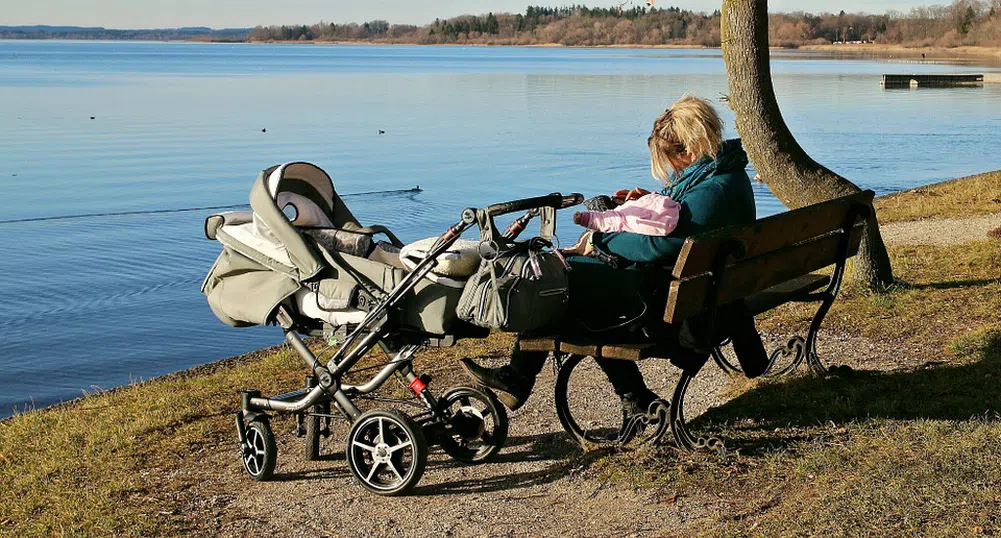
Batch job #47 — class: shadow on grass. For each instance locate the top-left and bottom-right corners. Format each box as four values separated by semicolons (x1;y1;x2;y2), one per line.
905;278;1000;291
695;330;1001;455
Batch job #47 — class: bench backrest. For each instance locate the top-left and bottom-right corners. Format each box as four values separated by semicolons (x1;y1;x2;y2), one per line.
663;190;875;323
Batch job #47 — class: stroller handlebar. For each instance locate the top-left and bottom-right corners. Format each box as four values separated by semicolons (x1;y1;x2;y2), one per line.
483;192;583;217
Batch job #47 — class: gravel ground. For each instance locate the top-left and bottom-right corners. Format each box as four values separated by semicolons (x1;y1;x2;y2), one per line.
172;329;933;538
881;212;1001;246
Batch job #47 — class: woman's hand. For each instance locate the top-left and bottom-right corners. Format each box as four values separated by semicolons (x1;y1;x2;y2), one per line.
613;187;651;203
561;231;595;257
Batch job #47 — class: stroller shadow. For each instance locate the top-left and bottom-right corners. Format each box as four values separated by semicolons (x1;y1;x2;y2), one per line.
414;432;610;496
426;431;581;472
696;330;1001;454
272;464;349;483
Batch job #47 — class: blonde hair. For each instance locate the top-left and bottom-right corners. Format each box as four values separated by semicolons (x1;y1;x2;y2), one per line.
648;94;724;183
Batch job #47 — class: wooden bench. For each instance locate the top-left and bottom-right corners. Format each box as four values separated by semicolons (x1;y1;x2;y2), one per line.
521;190;875;450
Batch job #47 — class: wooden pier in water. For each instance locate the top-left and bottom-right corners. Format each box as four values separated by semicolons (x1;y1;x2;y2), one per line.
881;73;984;87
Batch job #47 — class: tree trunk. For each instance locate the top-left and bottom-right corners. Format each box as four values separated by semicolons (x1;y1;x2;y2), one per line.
720;0;894;289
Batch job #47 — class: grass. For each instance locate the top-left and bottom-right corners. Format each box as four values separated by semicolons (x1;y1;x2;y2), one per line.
2;171;1000;536
757;238;1001;350
0;346;303;537
875;170;1001;223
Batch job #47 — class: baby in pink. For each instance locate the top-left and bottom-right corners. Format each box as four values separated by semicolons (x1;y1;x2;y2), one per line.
573;193;681;236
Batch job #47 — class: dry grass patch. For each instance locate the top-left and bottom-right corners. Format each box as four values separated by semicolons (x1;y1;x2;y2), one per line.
876;170;1001;224
0;346;303;537
594;327;1001;537
757;239;1001;352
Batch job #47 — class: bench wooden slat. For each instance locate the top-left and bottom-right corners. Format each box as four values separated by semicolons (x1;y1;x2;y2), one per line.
601;343;656;361
665;225;863;322
744;273;831;315
560;341;602;357
518;337;559;353
671;191;874;279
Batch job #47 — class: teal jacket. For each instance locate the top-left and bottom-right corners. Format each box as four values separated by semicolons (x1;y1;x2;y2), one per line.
560;139;756;337
591;138;756;265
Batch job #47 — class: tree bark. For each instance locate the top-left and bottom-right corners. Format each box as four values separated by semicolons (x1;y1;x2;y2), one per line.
720;0;894;289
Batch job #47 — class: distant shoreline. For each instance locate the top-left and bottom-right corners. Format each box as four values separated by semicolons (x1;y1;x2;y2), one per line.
232;39;706;49
233;39;1001;65
237;38;1001;56
799;43;1001;64
8;37;1001;67
8;36;1001;62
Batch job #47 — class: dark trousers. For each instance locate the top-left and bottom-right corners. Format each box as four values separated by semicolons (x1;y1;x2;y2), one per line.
510;342;650;398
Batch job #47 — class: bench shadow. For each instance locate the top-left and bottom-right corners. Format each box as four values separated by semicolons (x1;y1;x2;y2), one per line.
695;330;1001;455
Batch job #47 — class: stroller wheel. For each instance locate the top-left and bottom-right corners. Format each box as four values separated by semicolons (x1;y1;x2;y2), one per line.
241;419;277;481
438;386;509;464
346;409;428;496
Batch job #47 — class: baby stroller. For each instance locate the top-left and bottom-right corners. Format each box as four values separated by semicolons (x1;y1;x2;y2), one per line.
202;162;581;495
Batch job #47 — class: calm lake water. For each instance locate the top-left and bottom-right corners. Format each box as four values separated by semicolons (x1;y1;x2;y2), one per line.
1;41;999;416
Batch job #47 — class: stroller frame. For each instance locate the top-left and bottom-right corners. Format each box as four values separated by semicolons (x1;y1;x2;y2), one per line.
234;192;582;495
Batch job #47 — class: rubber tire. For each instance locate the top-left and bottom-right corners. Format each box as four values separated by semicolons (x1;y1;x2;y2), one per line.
304;404;322;462
242;419;277;481
438;386;509;464
345;409;428;496
554;354;620;447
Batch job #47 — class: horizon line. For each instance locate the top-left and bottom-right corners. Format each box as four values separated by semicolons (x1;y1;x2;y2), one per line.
1;6;919;32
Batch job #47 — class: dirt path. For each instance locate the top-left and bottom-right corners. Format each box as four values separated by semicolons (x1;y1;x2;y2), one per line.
172;330;928;538
881;212;1001;246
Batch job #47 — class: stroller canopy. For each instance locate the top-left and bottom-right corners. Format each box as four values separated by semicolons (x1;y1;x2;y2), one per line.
249;162;360;280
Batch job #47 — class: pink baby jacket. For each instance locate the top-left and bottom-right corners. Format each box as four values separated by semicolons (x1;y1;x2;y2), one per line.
575;194;681;236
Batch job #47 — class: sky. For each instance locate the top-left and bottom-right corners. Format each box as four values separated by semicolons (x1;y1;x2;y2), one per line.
2;0;939;29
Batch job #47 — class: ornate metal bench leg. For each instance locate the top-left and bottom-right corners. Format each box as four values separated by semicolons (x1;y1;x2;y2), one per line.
804;326;828;376
670;371;697;449
803;286;840;376
710;338;742;376
669;370;724;453
554;354;631;448
763;335;806;377
643;399;672;445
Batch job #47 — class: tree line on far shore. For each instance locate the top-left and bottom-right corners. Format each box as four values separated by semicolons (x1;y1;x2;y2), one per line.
248;1;1001;48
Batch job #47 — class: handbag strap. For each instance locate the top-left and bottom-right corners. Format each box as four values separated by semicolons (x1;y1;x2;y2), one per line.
475;206;557;245
475;208;502;246
538;206;556;242
472;209;508;324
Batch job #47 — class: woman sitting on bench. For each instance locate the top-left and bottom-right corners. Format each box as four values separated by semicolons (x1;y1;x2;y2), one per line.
462;94;768;414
